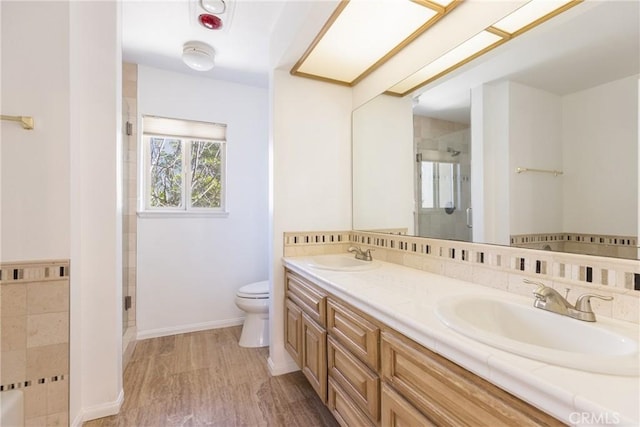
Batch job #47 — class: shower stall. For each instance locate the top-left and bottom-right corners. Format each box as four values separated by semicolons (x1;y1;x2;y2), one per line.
414;117;471;242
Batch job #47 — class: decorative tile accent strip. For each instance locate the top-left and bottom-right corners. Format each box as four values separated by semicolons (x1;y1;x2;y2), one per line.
0;259;70;284
0;375;65;393
283;231;350;246
511;232;638;259
511;232;637;247
285;230;639;291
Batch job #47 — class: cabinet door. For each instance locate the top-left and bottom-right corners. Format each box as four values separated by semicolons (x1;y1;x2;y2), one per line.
302;312;327;402
381;383;436;427
284;298;303;368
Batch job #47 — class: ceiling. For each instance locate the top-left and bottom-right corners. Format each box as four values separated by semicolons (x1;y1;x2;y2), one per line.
122;0;296;88
413;1;640;123
123;0;639;112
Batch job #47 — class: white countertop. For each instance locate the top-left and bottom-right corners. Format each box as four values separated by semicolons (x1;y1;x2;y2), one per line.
283;255;640;427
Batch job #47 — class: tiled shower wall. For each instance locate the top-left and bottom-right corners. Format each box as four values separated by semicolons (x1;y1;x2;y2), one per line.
0;260;70;425
122;62;138;365
283;230;640;324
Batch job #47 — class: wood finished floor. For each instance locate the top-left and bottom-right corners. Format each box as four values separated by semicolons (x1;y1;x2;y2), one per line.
83;326;338;427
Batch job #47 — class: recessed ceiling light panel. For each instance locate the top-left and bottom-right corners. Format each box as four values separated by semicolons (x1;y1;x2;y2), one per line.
292;0;460;85
493;0;574;34
388;30;504;94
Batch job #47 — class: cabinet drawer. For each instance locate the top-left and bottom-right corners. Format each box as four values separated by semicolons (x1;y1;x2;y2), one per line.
328;378;376;427
328;336;380;422
381;383;436;427
327;298;379;370
381;331;564;427
286;271;326;326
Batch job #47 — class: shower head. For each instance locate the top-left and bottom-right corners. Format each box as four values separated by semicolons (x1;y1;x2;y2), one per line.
447;147;461;157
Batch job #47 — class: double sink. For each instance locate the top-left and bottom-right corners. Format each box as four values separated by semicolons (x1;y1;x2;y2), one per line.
303;253;639;376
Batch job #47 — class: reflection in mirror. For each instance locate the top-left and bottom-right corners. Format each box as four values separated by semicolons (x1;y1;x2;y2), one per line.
352;1;639;259
414;109;471;242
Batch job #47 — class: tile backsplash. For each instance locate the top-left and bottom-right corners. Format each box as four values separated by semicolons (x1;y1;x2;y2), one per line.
284;231;640;324
0;259;70;426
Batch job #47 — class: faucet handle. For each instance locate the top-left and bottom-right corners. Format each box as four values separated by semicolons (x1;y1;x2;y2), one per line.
523;279;548;298
574;293;614;313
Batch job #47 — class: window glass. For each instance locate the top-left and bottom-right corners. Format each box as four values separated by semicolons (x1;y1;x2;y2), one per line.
190;140;223;208
149;137;183;208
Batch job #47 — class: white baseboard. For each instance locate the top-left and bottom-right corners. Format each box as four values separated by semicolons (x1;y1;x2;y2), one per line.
71;389;124;426
136;318;244;340
268;356;300;376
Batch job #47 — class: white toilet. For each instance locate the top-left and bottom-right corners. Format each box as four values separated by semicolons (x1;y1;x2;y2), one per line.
235;280;270;348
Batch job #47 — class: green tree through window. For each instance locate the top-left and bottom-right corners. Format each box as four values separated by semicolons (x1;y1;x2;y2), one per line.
143;116;226;213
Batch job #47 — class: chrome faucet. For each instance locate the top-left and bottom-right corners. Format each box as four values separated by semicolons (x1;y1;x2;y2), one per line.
523;279;613;322
348;246;373;261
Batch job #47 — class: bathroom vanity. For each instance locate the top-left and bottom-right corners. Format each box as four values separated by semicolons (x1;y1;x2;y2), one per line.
283;255;640;426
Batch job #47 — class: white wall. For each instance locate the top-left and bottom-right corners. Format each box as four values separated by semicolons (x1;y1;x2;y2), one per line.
509;82;563;235
269;69;353;374
136;66;269;338
562;75;638;235
69;2;123;422
1;1;70;262
352;94;414;232
2;1;123;424
472;82;511;245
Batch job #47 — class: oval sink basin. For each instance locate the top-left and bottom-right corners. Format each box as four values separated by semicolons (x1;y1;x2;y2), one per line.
305;254;379;271
436;295;639;376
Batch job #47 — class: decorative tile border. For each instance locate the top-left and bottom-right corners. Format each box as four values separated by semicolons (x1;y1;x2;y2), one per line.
284;231;351;246
0;374;65;393
0;260;70;284
511;232;637;248
283;230;640;292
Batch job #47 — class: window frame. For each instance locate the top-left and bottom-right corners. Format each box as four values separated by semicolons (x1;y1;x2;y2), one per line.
139;116;228;218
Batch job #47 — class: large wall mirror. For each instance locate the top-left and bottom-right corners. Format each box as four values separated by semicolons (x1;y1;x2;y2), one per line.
353;1;639;259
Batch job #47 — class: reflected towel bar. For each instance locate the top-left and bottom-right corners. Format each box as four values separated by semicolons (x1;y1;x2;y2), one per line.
1;115;34;130
516;167;563;177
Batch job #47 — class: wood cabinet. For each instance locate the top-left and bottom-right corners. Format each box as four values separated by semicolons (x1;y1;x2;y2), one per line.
381;330;564;427
284;298;303;367
328;336;380;422
284;267;563;427
381;383;436;427
284;271;328;402
328;378;377;427
327;299;380;371
302;312;327;401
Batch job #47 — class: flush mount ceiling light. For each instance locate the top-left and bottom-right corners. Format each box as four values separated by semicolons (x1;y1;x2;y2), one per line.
200;0;226;14
291;0;460;86
182;41;215;71
387;0;581;96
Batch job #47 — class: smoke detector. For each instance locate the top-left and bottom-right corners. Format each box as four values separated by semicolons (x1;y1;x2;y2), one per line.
182;41;215;71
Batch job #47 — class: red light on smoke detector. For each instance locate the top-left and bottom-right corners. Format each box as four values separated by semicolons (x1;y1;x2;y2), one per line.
199;14;223;30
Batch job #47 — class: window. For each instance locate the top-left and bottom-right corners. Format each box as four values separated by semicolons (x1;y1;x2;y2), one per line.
142;116;227;215
419;160;460;210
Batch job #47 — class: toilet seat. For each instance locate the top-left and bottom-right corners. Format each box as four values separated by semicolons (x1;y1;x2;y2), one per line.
237;280;269;299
